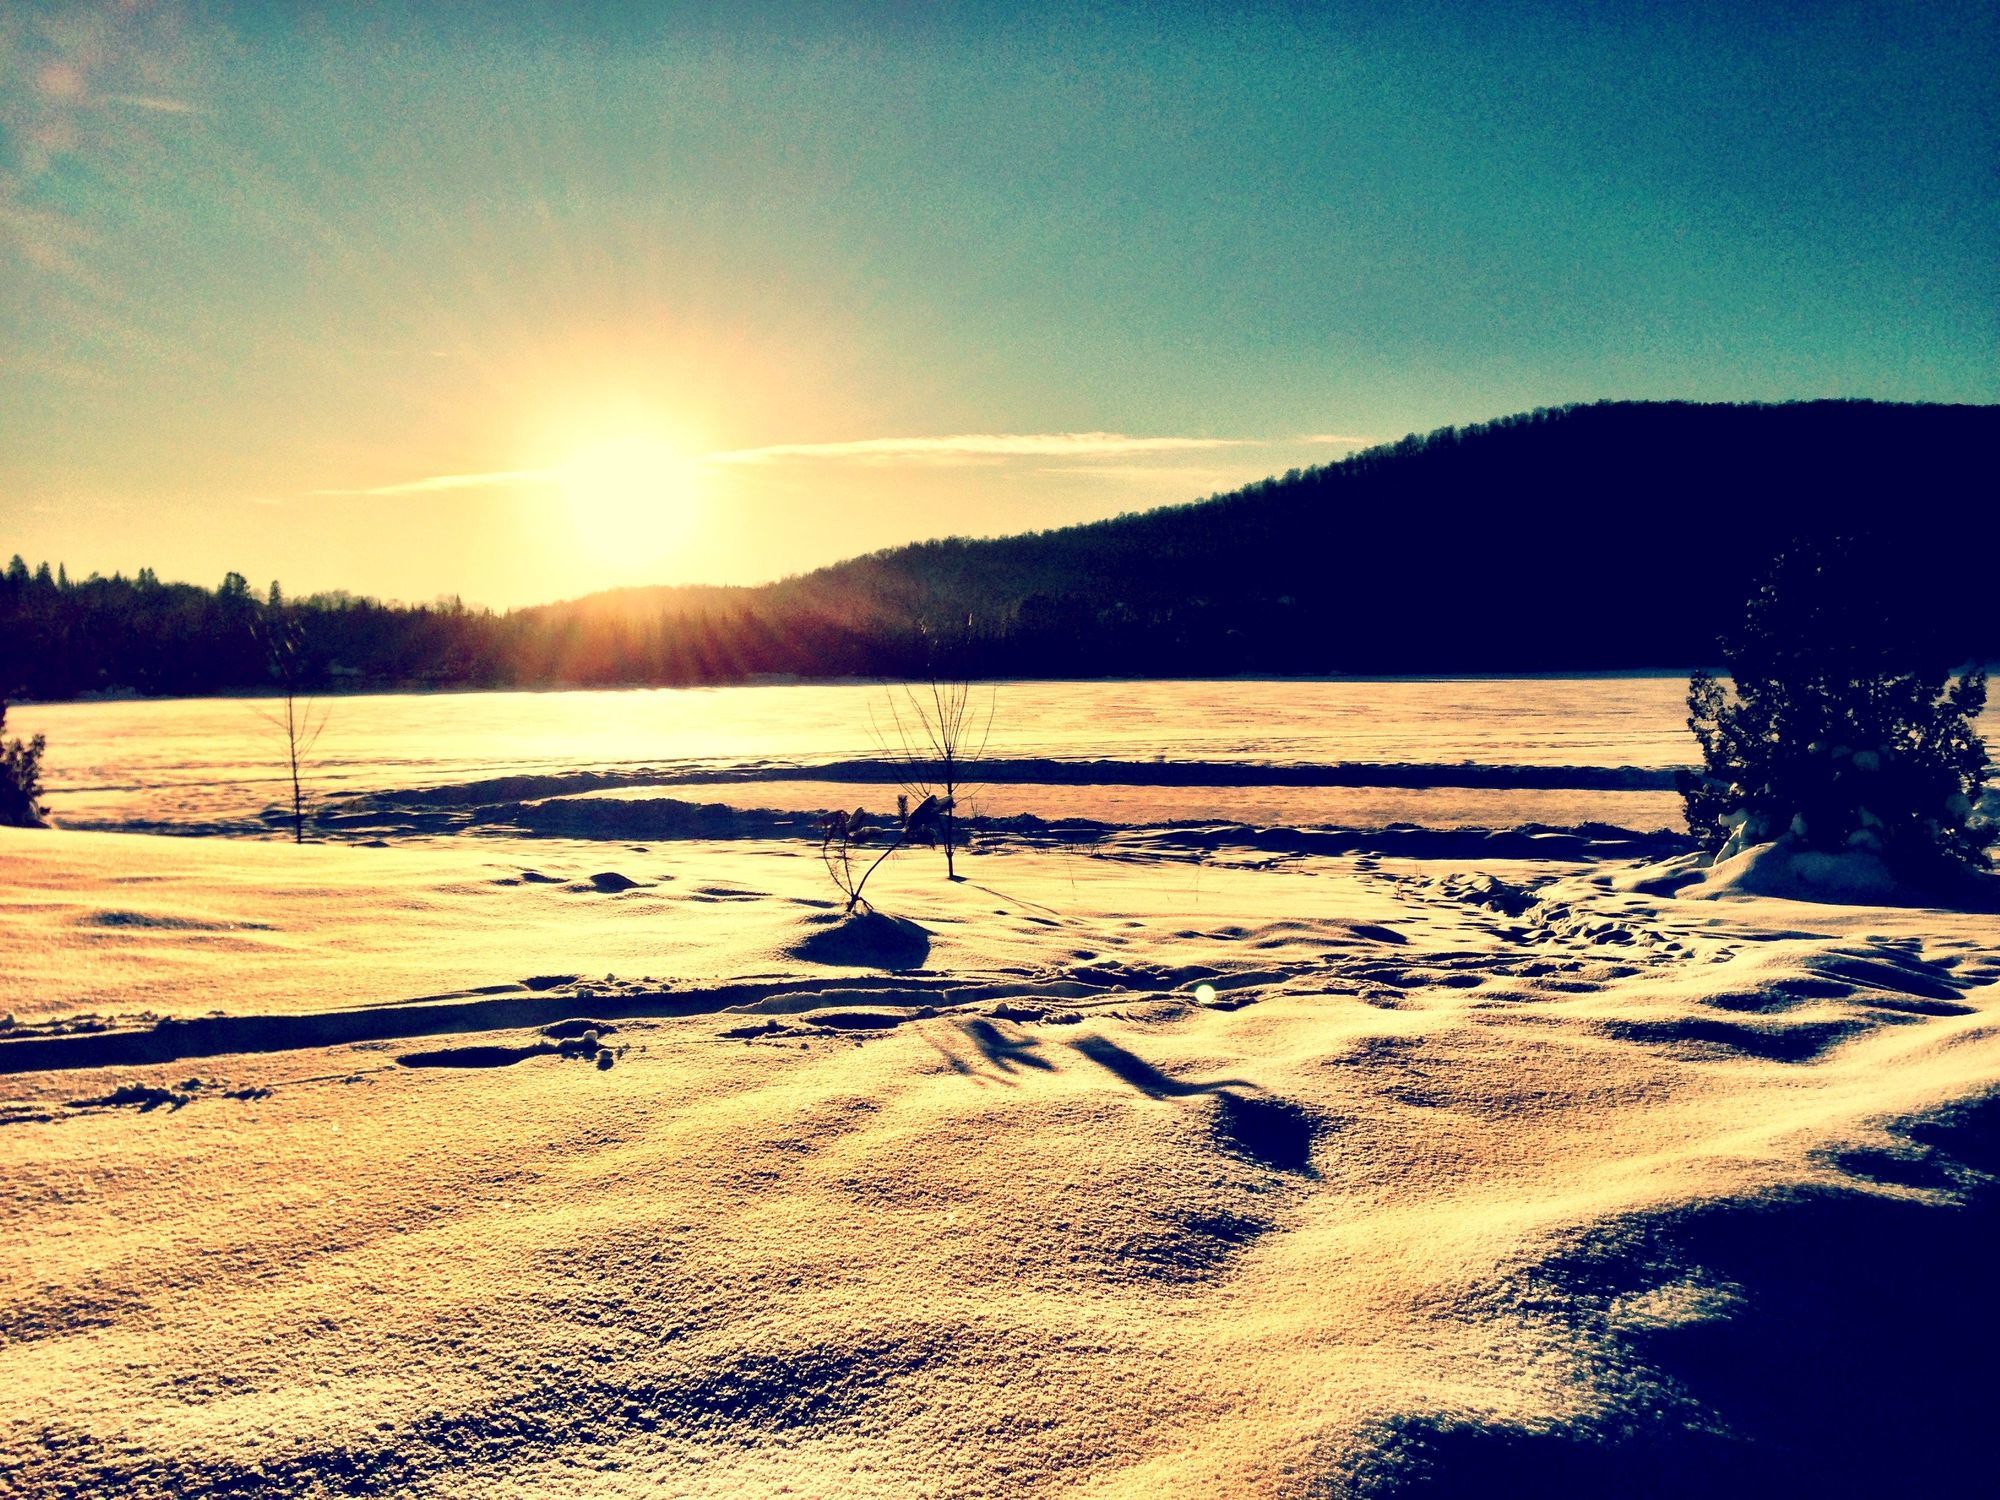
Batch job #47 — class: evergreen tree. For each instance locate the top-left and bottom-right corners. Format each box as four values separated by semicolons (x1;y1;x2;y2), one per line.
1680;537;1994;877
0;701;47;828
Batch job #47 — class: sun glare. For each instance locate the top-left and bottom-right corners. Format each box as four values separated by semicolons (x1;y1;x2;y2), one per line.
556;434;703;567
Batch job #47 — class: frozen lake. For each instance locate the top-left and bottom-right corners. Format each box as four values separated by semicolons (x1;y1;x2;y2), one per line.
9;674;1937;837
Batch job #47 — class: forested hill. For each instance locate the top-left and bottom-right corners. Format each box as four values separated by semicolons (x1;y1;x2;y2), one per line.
5;399;1995;699
692;397;1998;675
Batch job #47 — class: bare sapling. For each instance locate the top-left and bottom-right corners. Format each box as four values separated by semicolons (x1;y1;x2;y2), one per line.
874;677;994;881
820;796;944;914
256;612;330;844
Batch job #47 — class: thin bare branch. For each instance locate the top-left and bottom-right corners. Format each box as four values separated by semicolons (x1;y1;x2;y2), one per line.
871;670;996;881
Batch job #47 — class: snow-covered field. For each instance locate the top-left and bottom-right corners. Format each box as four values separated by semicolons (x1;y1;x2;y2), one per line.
4;680;1999;1496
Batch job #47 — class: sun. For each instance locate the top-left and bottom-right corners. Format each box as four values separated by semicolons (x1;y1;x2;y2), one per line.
555;434;703;567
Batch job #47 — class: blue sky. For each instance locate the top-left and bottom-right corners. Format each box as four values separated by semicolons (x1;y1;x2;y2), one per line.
3;1;1994;606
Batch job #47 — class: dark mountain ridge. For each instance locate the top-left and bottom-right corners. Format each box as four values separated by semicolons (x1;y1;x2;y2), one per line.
4;399;1993;698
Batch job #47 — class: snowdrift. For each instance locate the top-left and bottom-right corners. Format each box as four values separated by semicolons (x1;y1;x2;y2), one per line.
5;827;2000;1495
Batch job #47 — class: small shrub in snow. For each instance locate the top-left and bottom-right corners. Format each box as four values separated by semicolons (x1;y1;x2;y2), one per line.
819;796;945;914
0;701;46;828
1680;538;1994;876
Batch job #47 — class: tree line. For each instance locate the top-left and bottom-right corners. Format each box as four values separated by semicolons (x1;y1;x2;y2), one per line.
0;563;883;700
5;398;1994;701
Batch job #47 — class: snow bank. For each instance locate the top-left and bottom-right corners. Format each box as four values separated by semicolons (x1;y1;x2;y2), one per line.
786;911;933;970
5;827;2000;1495
1682;836;2000;910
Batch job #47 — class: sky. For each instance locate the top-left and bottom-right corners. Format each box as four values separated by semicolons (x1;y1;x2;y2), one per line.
2;1;1995;610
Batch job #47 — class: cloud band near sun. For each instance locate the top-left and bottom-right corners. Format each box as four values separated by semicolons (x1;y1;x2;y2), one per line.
308;431;1373;498
703;432;1249;464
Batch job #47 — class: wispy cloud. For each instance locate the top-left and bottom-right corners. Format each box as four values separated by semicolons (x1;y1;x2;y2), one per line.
705;432;1251;465
3;5;209;299
311;468;555;498
307;432;1268;499
305;430;1384;502
102;94;201;115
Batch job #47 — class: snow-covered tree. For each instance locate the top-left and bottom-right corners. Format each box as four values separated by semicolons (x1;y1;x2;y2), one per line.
0;701;47;828
1680;538;1993;875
